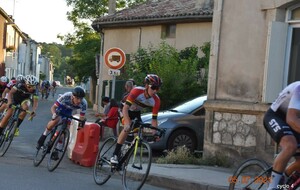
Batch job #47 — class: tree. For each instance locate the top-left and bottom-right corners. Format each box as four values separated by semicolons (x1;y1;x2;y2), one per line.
120;42;210;110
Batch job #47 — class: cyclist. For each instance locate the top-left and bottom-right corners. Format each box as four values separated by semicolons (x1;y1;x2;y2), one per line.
40;80;50;99
264;81;300;189
0;75;25;111
0;75;38;136
0;76;9;96
51;81;57;97
110;74;162;164
36;86;87;159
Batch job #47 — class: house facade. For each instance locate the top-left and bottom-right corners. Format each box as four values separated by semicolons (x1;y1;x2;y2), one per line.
92;0;213;111
204;0;300;164
0;7;43;81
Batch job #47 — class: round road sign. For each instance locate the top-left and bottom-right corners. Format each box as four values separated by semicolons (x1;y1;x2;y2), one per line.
104;47;126;69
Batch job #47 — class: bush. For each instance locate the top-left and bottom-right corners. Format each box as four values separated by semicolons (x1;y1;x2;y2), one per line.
155;146;230;167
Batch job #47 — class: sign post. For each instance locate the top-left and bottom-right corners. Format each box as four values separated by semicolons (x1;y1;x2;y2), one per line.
104;47;126;98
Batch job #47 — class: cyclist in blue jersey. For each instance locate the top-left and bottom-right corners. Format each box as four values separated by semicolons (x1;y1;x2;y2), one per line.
36;86;87;151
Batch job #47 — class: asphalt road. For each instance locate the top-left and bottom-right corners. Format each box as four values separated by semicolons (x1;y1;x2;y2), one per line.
0;86;167;190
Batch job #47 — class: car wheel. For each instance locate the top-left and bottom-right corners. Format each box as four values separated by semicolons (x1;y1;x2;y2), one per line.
167;129;196;152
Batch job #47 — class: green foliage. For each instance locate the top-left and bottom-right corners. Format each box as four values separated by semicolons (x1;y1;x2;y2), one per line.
67;32;100;83
65;0;147;20
120;42;210;109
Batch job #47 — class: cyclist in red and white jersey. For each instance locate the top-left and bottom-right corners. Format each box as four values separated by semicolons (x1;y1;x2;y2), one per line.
0;76;9;96
110;74;162;164
264;81;300;189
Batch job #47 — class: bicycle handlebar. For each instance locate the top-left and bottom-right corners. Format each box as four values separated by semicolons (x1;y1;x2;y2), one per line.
56;111;86;127
10;104;34;121
130;119;166;138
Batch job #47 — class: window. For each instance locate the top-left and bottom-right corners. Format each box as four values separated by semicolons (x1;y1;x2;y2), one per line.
161;24;176;39
286;4;300;84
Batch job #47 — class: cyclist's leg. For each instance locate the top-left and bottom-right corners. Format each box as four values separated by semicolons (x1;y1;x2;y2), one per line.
37;117;60;149
0;103;7;113
0;107;14;134
264;108;297;189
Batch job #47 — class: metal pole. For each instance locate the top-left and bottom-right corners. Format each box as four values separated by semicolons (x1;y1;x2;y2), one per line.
112;75;116;99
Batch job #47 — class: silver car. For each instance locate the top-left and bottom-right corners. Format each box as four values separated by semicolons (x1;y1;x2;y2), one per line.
141;95;207;153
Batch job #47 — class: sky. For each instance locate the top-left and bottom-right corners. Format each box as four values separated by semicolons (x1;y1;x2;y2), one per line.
0;0;74;44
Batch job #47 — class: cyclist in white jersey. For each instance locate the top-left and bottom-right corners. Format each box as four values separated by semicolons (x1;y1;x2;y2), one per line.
264;81;300;189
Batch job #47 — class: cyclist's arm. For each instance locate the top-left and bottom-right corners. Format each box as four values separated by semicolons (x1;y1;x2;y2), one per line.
32;95;39;113
7;87;17;106
1;87;9;99
287;85;300;133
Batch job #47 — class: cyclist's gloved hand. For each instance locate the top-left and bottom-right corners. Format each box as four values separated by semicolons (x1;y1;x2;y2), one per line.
78;119;86;128
31;111;36;117
51;113;57;120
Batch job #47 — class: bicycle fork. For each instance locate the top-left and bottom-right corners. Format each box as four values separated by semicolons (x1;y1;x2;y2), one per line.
131;137;143;170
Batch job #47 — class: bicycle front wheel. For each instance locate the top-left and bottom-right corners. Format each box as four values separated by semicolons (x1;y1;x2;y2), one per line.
228;158;271;190
0;121;17;157
93;136;117;185
47;129;70;172
122;140;152;190
33;132;53;167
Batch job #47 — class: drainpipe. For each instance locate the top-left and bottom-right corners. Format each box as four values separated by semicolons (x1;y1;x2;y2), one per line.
97;30;105;112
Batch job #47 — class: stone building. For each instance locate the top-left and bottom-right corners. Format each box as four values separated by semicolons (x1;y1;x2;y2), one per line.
204;0;300;164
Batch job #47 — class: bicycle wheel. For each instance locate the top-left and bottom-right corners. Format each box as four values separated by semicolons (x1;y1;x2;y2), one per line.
228;158;271;190
93;136;117;185
33;131;54;167
0;120;17;157
122;140;152;190
47;129;70;172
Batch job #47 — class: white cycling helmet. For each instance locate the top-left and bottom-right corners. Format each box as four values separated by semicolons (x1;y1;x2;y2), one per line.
16;74;25;82
25;75;38;85
0;76;8;83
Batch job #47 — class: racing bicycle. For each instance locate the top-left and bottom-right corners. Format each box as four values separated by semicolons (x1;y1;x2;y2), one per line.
93;119;165;190
0;104;33;156
228;144;300;190
33;112;86;172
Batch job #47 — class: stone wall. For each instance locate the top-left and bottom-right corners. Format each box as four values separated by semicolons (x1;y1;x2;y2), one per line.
212;112;257;147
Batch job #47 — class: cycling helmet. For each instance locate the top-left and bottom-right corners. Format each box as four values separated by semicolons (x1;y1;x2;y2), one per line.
0;76;8;83
25;75;38;85
144;74;162;87
72;86;85;98
16;74;25;82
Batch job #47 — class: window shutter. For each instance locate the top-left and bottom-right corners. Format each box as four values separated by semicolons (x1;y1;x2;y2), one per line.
263;21;288;103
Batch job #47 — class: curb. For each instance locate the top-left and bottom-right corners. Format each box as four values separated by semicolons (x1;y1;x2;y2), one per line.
146;174;228;190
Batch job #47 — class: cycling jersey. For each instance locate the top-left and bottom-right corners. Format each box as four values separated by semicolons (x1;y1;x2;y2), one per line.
264;81;300;143
54;92;87;117
12;82;38;105
6;79;16;90
270;81;300;113
125;86;160;119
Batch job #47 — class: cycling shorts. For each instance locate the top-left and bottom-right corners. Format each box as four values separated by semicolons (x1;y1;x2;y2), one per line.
263;108;300;144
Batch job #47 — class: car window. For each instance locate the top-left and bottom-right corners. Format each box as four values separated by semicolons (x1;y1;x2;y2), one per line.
169;96;207;114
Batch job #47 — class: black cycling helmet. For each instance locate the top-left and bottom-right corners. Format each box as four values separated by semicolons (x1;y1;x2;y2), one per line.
72;86;85;98
144;74;162;87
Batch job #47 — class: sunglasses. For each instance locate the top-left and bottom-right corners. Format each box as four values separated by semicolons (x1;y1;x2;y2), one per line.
27;85;35;89
149;85;160;91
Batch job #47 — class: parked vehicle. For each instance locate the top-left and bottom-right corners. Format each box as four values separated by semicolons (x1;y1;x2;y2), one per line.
141;95;207;153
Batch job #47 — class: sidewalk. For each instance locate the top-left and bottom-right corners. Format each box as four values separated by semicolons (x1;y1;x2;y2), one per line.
84;108;232;190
